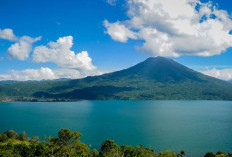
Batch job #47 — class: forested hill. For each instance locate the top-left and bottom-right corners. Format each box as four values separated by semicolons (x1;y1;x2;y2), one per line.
1;57;232;101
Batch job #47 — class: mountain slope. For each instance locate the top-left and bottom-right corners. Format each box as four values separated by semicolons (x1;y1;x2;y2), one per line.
1;57;232;101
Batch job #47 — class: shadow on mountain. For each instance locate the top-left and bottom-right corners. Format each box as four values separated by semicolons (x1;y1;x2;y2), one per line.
33;86;134;100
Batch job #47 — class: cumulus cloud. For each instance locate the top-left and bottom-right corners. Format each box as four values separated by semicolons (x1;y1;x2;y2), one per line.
33;36;101;78
0;36;101;81
0;28;18;41
201;68;232;81
8;36;41;60
33;36;98;72
104;20;138;42
0;28;41;60
104;0;232;57
0;67;56;81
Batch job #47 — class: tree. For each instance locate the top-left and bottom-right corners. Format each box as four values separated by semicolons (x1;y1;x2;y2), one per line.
228;152;232;157
204;152;215;157
58;128;81;145
48;129;89;156
215;151;227;157
14;144;32;157
100;140;120;157
158;150;178;157
4;130;18;139
101;140;117;152
35;142;49;157
216;151;225;155
70;140;89;156
0;133;8;142
6;140;14;149
90;149;99;157
30;136;39;142
120;145;156;157
178;150;185;157
18;131;28;141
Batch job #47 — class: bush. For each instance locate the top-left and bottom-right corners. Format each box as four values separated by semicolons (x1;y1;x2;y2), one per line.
18;131;28;141
0;133;8;142
4;130;18;139
204;152;215;157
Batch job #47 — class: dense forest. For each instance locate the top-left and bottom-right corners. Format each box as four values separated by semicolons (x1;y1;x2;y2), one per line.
1;57;232;101
0;129;231;157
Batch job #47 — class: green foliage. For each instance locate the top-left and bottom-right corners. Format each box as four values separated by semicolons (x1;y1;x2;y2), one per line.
101;140;117;152
4;130;18;139
0;133;8;142
120;145;156;157
215;151;227;157
6;140;14;149
90;149;99;156
0;129;230;157
204;152;215;157
58;128;81;145
34;142;49;156
204;152;232;157
178;150;185;157
19;131;28;141
30;136;39;143
158;150;178;157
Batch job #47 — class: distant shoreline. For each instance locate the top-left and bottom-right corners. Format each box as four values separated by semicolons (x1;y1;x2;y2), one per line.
1;99;232;103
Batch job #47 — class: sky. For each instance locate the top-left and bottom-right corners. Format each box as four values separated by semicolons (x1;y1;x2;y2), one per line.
0;0;232;81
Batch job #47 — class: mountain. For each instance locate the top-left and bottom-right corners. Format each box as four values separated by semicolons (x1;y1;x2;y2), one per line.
1;57;232;101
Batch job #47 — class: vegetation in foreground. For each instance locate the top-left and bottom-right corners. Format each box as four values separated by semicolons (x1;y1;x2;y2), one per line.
0;129;231;157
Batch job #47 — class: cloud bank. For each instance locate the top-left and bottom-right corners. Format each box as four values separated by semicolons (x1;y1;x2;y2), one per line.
0;35;101;81
0;67;99;81
201;68;232;81
104;0;232;57
0;67;56;81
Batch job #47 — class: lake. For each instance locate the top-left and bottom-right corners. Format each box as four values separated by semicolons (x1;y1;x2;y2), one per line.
0;100;232;156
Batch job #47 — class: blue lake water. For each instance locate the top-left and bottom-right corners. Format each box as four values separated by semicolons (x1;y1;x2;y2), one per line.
0;100;232;156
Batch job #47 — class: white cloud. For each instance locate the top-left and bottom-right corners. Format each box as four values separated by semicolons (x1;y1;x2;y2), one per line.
33;36;97;71
8;36;41;60
0;28;18;41
0;28;41;60
107;0;118;6
104;20;138;42
0;66;102;81
33;36;101;78
201;68;232;81
0;74;11;81
0;36;101;81
104;0;232;57
0;29;101;80
0;67;56;81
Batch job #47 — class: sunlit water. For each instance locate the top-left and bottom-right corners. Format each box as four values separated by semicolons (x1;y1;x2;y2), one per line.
0;101;232;156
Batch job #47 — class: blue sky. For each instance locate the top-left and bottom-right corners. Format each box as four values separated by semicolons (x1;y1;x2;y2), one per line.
0;0;232;81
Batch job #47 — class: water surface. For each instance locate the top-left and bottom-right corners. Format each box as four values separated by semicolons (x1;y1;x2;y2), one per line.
0;100;232;156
